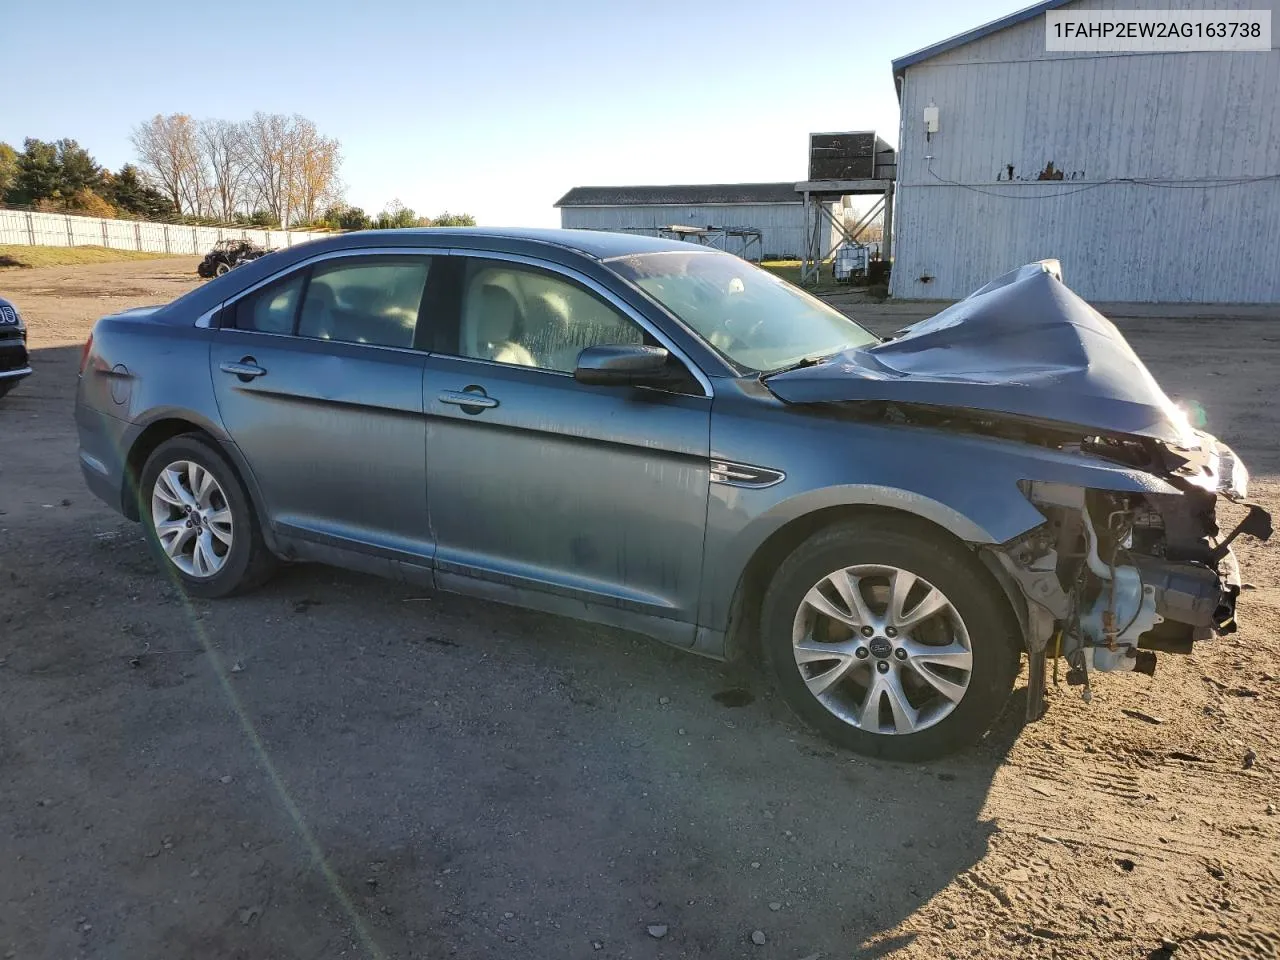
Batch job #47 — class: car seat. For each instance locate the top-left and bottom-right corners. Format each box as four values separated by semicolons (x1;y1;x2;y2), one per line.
524;290;576;371
470;283;535;367
299;282;339;340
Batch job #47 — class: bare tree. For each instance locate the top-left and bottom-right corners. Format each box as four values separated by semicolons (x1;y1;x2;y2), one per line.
290;122;342;224
134;112;342;225
239;113;287;224
239;113;339;227
198;119;248;221
841;212;883;244
131;114;205;216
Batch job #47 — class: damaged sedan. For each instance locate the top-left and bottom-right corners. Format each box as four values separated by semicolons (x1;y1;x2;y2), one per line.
74;229;1270;760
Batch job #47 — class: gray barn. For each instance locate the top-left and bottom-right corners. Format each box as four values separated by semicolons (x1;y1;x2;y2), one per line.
555;183;841;261
890;0;1280;303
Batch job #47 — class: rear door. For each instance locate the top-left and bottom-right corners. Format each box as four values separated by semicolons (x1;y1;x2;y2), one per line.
209;253;435;568
419;253;713;638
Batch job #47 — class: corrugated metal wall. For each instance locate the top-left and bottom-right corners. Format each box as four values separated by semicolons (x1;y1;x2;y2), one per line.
892;0;1280;302
0;209;332;255
559;203;842;260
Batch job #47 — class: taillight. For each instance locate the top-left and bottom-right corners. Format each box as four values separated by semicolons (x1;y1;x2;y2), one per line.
79;331;94;375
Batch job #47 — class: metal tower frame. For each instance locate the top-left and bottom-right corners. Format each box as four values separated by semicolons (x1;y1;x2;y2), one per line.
796;179;894;285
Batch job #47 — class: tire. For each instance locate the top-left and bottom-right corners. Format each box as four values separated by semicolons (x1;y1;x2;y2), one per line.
138;435;276;599
214;261;231;277
761;518;1020;761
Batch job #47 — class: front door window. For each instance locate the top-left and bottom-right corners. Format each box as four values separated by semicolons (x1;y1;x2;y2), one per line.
456;261;646;373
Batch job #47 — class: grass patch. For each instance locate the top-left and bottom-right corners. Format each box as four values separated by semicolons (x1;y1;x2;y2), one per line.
0;245;185;269
759;259;845;293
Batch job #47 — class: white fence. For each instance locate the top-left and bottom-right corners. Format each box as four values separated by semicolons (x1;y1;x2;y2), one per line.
0;208;333;256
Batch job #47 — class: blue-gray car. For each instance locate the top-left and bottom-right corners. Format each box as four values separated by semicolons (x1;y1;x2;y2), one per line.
74;228;1270;759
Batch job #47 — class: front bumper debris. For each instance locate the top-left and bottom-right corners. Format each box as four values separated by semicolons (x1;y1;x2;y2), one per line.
988;463;1270;720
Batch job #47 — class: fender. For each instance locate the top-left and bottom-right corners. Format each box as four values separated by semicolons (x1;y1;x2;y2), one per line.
696;394;1183;647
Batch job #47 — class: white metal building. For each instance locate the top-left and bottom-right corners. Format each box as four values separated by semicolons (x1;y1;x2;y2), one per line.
890;0;1280;303
555;183;842;261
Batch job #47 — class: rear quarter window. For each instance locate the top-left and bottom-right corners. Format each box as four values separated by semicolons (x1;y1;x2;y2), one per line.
233;273;305;334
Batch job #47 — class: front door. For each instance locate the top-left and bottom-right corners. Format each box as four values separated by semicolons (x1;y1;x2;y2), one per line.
209;254;435;566
421;255;712;639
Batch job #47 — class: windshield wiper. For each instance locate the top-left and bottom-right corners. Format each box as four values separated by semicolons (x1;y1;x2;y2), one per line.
762;353;838;379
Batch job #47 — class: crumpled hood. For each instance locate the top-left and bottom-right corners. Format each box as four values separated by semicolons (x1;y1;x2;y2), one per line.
766;261;1194;444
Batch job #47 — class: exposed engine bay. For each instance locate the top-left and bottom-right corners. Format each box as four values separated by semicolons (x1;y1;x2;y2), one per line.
820;397;1275;711
989;430;1271;715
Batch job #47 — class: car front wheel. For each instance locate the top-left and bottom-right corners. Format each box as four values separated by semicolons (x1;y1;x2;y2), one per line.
761;518;1019;761
138;435;276;598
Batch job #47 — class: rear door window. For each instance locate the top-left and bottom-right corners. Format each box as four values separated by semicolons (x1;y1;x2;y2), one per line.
297;257;431;348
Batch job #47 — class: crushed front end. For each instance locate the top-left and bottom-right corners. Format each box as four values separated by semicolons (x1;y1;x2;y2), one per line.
762;258;1272;716
990;431;1271;713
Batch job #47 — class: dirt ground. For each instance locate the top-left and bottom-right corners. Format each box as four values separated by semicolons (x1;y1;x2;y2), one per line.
1;257;1278;960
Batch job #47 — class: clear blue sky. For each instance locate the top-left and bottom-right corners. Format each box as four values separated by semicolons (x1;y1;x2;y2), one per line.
2;0;1020;226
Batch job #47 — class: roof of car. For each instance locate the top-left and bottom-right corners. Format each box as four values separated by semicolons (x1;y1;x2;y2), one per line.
156;227;720;321
348;226;703;260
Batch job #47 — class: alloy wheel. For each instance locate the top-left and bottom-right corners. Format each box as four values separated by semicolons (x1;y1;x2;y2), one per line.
150;460;234;578
791;564;973;735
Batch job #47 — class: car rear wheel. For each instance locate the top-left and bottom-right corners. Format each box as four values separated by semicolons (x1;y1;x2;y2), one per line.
138;435;276;598
214;261;231;276
761;518;1019;761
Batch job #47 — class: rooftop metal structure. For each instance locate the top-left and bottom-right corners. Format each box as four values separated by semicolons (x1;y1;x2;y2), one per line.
659;224;764;262
793;180;895;285
572;223;765;262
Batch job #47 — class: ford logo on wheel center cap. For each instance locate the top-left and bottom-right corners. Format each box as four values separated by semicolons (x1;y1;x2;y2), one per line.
869;636;893;659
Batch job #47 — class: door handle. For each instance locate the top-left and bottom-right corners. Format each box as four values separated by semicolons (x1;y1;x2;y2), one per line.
438;389;499;411
220;358;267;381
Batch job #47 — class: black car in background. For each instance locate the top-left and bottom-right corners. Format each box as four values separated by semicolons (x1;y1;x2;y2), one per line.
0;296;31;398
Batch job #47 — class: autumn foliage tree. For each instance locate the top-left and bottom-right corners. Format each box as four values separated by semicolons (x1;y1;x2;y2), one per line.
431;212;477;227
0;142;17;199
238;112;342;227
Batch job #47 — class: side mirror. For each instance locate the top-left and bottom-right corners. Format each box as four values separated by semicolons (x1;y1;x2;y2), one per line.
574;344;674;387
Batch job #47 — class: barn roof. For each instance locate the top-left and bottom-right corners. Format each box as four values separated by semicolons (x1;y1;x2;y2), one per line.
891;0;1075;78
554;182;802;207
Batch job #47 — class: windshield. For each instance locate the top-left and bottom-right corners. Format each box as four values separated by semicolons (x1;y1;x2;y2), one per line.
607;250;878;373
